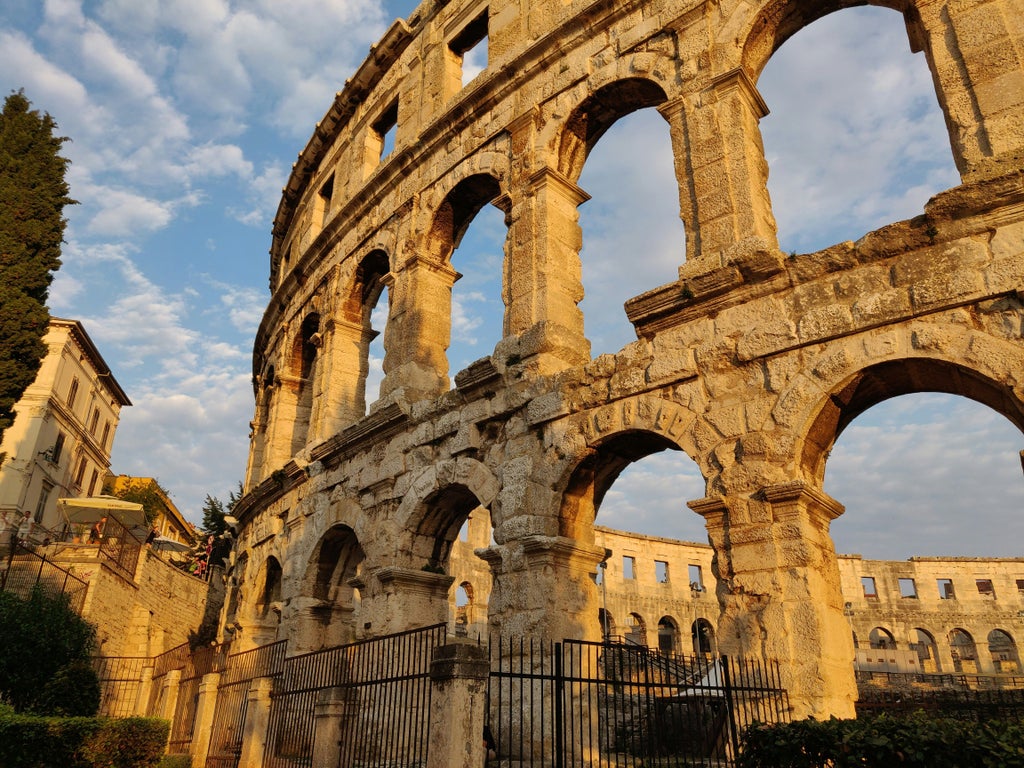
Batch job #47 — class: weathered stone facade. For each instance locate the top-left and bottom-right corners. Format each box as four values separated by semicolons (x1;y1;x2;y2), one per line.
228;0;1024;719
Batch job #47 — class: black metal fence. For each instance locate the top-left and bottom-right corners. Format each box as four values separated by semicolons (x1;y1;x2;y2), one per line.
206;640;287;768
1;541;88;612
147;642;191;716
263;623;446;768
168;643;232;755
488;638;790;767
94;655;150;717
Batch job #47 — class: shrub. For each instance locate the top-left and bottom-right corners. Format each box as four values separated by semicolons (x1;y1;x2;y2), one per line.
33;661;101;716
738;713;1024;768
0;713;168;768
157;755;192;768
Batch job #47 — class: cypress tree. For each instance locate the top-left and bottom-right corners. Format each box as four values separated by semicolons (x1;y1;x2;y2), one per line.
0;90;75;453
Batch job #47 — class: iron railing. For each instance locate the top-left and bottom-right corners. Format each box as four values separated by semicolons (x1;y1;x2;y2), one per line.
857;684;1024;721
1;541;88;613
168;642;232;754
488;638;790;767
263;623;446;768
94;655;150;717
206;640;288;768
147;642;191;716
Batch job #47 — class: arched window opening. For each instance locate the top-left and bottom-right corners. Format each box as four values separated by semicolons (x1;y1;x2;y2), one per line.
869;627;896;650
598;609;616;641
453;581;474;630
414;484;485;572
430;175;507;384
949;628;978;673
988;629;1020;674
257;557;283;619
657;616;679;655
566;431;707;544
912;628;941;673
577;106;683;357
822;384;1024;560
692;618;715;657
351;251;390;415
758;6;958;254
626;613;646;646
290;313;320;455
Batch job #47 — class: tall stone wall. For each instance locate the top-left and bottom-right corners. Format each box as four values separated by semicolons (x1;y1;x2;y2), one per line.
227;0;1024;719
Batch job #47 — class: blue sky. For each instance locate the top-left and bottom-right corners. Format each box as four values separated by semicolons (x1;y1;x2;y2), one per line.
1;1;1021;559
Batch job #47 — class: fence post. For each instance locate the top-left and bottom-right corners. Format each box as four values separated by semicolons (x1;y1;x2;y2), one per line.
159;669;183;720
238;676;275;768
721;655;742;759
190;671;221;768
134;665;155;716
313;685;360;768
426;639;489;768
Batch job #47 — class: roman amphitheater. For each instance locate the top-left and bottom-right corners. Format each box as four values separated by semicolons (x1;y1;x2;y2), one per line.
225;0;1024;724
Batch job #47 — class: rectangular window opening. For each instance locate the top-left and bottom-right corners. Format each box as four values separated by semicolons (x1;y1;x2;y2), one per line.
317;173;335;228
450;9;489;87
51;433;66;465
977;578;995;597
861;576;877;599
937;578;955;599
898;578;918;598
67;378;79;409
373;100;399;161
87;469;99;497
688;564;704;592
623;555;635;580
1016;578;1024;594
655;560;669;583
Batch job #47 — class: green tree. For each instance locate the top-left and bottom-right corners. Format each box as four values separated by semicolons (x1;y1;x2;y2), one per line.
102;476;172;525
201;494;227;536
0;586;99;714
0;91;75;455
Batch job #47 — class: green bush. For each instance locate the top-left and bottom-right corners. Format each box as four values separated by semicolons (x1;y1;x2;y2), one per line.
0;713;168;768
738;713;1024;768
33;661;101;716
157;755;192;768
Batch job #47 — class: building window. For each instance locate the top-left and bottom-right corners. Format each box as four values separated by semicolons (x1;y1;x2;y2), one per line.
51;433;65;465
101;422;111;450
1016;579;1024;595
372;100;398;161
898;578;918;598
34;481;53;523
449;8;489;87
623;555;636;580
67;378;79;408
861;576;878;598
655;560;669;583
73;457;87;487
87;469;99;496
689;564;705;592
977;579;995;597
316;173;335;230
89;408;100;434
937;578;956;599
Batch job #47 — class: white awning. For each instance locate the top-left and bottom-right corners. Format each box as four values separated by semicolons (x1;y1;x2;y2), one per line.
58;496;147;530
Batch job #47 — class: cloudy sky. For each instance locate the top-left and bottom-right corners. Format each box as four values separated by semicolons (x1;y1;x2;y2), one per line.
1;1;1021;560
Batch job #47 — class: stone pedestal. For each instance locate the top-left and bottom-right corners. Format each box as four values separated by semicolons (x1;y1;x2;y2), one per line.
238;677;275;768
313;685;360;768
426;641;489;768
191;671;222;768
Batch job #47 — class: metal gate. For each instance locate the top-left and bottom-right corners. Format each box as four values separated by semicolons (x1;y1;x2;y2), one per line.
488;638;790;767
206;640;287;768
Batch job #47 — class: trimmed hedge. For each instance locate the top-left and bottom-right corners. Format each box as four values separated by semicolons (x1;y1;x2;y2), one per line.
738;713;1024;768
0;714;169;768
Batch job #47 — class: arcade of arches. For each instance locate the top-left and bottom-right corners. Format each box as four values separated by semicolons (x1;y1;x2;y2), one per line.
228;0;1024;719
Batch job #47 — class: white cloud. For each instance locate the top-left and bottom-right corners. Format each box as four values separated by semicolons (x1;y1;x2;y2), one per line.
85;187;178;236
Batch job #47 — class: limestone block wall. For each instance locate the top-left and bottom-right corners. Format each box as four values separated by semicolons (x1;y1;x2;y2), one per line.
227;0;1024;719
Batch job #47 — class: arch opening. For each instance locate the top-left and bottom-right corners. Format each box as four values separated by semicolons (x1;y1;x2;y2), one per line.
692;618;715;657
988;629;1020;674
297;525;365;651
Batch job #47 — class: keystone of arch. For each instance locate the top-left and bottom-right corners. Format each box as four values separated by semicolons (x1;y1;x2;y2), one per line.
392;456;501;534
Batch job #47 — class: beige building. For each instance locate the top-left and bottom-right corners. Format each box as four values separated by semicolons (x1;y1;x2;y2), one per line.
105;474;196;547
225;0;1024;720
0;318;130;541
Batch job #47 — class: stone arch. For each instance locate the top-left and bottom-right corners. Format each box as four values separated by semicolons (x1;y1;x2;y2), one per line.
599;608;617;640
949;627;978;673
337;249;391;419
453;580;474;629
292;525;365;652
286;312;321;455
912;627;941;673
554;78;670;184
657;615;680;654
869;626;896;649
988;628;1020;673
789;328;1024;483
553;396;701;541
692;617;716;656
626;612;647;646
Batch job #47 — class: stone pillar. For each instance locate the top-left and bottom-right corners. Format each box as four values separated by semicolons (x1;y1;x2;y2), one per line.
664;70;779;263
264;377;297;472
914;0;1024;180
190;671;222;768
426;640;489;768
690;482;857;720
480;535;606;641
500;161;591;374
158;669;183;721
309;317;373;441
134;665;154;716
357;566;455;637
313;686;360;768
380;256;459;402
238;677;275;768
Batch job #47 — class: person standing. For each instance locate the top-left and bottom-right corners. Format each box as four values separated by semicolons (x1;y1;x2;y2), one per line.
16;512;34;548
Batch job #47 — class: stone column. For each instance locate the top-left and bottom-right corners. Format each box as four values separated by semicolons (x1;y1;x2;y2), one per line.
264;377;298;472
313;686;360;768
133;665;154;716
309;317;374;441
380;256;459;402
664;70;779;264
158;669;183;721
914;0;1024;180
426;640;489;768
356;566;455;637
690;482;857;720
238;677;275;768
190;671;222;768
500;161;591;374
